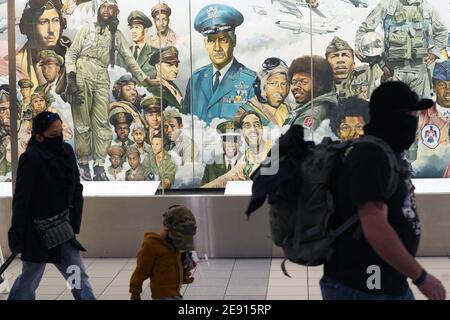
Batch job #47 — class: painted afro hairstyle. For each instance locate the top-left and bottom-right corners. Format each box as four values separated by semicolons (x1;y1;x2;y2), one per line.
329;96;370;135
288;55;334;98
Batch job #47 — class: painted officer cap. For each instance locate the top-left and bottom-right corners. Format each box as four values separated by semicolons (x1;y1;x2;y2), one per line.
163;205;197;251
109;103;134;126
141;96;166;113
128;10;152;29
126;145;140;157
433;60;450;82
216;120;240;137
107;145;126;157
194;4;244;36
163;109;182;122
151;3;172;18
38;50;64;66
148;46;179;66
325;36;354;58
18;79;34;88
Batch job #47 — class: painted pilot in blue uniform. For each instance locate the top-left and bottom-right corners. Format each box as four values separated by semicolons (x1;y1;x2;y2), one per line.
184;4;257;125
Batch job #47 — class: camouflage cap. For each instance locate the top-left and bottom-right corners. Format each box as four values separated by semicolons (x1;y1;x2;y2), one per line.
151;3;172;18
141;96;166;113
325;36;354;58
107;145;126;157
433;60;450;82
148;46;180;66
18;78;34;88
216;120;240;137
128;10;152;29
163;205;197;251
38;50;64;66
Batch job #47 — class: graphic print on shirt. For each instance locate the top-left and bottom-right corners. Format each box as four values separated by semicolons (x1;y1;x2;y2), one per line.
402;179;421;236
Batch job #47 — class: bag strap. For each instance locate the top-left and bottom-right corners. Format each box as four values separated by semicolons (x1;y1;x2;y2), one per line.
353;135;400;198
334;135;401;241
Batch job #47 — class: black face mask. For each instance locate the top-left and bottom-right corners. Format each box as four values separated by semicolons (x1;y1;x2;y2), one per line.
365;114;419;153
42;135;64;152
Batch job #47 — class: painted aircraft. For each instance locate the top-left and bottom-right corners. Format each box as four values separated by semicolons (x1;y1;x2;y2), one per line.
0;18;7;34
272;0;327;19
0;17;19;34
275;20;339;35
341;0;369;7
251;5;269;16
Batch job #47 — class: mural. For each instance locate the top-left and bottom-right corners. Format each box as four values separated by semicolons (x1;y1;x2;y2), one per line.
0;0;449;187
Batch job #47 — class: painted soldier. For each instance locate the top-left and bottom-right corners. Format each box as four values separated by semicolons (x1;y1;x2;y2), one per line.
201;120;242;186
117;10;158;85
148;46;184;112
185;4;256;124
64;0;159;181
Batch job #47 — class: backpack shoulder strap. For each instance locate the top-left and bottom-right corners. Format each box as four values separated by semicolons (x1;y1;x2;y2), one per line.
354;135;400;197
332;135;400;242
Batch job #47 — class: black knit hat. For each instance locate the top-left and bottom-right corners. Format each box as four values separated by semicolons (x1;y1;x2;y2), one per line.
32;111;61;135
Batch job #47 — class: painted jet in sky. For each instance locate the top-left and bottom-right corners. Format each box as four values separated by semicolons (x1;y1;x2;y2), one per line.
275;20;339;35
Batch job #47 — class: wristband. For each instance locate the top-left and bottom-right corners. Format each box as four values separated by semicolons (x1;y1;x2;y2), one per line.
412;269;428;286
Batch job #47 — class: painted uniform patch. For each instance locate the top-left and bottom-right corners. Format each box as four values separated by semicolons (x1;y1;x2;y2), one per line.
421;124;440;149
303;117;314;129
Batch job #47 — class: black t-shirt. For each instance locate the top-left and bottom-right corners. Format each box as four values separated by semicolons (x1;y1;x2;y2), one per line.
324;142;421;296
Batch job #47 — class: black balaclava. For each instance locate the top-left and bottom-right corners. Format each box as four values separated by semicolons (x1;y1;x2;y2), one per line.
364;82;424;153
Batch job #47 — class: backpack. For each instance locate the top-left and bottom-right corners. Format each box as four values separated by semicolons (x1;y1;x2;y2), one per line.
245;125;402;276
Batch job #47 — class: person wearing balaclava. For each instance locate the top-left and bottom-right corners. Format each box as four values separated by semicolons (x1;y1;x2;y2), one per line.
235;57;291;127
8;111;95;300
130;205;197;300
320;81;447;300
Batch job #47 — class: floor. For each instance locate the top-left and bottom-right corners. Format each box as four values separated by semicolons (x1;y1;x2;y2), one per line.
1;257;449;300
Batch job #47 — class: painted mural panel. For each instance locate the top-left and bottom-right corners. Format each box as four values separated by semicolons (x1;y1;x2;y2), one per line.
0;0;10;182
6;0;450;190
